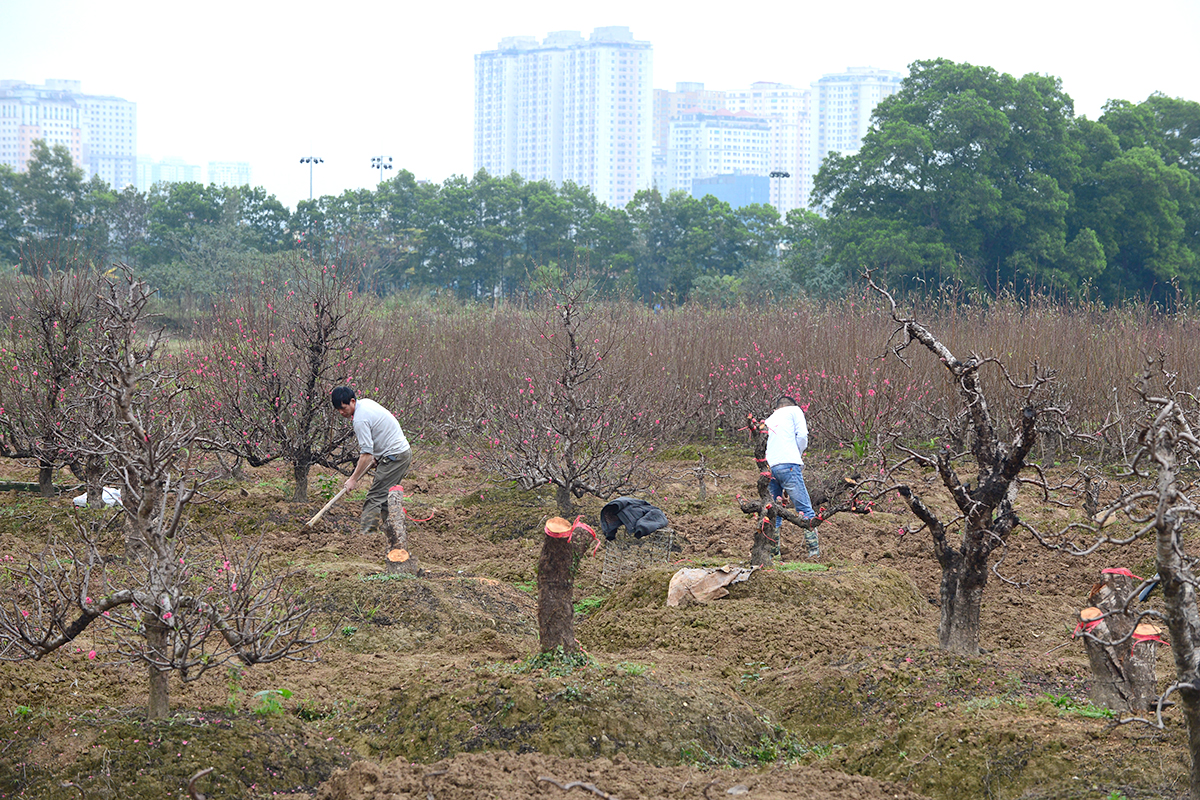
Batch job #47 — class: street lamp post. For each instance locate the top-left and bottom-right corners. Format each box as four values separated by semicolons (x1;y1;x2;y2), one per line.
300;156;323;201
371;156;393;184
768;170;791;212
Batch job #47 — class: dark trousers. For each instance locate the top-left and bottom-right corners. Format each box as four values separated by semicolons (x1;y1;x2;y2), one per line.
360;450;412;534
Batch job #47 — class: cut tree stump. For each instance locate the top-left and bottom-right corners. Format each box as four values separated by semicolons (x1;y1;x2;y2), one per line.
537;517;595;654
382;485;418;574
1076;568;1161;712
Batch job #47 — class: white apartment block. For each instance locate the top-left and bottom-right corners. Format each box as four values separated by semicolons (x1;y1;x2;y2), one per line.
208;161;252;188
0;79;136;189
652;82;726;192
474;26;653;208
667;109;770;195
808;67;902;201
136;157;202;192
726;82;810;214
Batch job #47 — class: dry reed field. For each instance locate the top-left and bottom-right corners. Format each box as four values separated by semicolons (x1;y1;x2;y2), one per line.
349;292;1200;458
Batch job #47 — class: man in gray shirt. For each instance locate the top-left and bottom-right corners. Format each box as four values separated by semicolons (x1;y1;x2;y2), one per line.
331;386;412;536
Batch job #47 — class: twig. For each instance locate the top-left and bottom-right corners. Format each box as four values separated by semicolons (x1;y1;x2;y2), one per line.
538;775;619;799
1042;641;1073;657
187;767;214;800
422;769;448;800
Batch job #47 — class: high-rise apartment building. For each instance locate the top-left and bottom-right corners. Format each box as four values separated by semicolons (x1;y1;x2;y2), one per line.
208;161;252;188
474;26;653;208
808;67;902;201
667;109;770;196
0;79;136;189
652;82;726;191
726;81;810;213
136;157;202;192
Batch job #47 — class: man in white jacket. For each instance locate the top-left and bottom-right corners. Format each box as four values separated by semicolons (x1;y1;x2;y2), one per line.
763;395;819;558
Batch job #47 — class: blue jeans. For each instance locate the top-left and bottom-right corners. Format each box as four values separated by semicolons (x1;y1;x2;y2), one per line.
768;463;815;529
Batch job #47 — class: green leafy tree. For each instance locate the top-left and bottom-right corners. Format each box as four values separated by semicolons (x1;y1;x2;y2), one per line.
1102;94;1200;174
780;209;850;298
814;59;1080;293
1090;96;1200;302
16;141;86;255
375;169;435;290
110;184;150;267
1083;147;1198;301
0;165;21;264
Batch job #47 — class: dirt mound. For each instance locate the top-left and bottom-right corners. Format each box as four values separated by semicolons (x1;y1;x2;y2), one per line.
0;452;1191;800
316;750;932;800
346;654;786;767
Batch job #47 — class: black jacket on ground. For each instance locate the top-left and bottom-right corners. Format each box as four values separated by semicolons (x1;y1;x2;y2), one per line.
600;497;669;540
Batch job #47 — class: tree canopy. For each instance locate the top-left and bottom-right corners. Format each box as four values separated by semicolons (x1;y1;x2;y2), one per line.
2;73;1199;307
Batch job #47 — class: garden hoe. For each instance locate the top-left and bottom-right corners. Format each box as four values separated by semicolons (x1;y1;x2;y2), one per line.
306;487;348;527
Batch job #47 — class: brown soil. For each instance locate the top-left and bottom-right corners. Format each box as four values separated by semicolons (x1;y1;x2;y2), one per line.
0;446;1188;800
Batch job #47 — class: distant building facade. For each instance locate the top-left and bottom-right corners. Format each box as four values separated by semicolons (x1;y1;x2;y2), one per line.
808;67;902;201
208;161;252;188
667;109;770;196
136;157;202;192
474;26;653;207
652;82;726;191
0;79;136;189
726;81;810;213
691;173;770;209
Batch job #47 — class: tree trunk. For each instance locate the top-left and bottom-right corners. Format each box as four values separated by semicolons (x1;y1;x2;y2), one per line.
938;551;986;654
145;615;171;719
84;454;104;508
555;483;575;519
1080;570;1158;712
537;532;587;654
751;523;778;567
37;462;55;498
292;461;310;503
1181;688;1200;800
749;417;777;567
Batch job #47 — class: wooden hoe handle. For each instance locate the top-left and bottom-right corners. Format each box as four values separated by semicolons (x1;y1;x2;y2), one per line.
306;487;348;527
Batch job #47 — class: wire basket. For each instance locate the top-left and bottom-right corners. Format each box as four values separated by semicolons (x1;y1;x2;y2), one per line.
599;527;675;588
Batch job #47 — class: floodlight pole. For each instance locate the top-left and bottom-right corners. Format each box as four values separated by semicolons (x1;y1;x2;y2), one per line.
371;155;393;185
300;156;324;201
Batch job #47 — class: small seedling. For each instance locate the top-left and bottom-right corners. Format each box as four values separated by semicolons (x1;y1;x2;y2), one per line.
254;688;293;716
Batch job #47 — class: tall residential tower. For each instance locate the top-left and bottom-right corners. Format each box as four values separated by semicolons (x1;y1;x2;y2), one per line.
807;67;902;203
726;81;810;213
474;27;653;208
0;79;136;189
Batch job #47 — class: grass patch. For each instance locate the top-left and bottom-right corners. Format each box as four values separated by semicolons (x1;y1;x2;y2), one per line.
573;596;604;615
615;661;651;676
775;562;829;572
511;646;593;676
360;572;417;583
1040;693;1114;719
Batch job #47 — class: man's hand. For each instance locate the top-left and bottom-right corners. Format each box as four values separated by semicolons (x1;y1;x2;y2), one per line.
346;452;375;493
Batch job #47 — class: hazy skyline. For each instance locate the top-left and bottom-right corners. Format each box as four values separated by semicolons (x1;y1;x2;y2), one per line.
2;0;1197;212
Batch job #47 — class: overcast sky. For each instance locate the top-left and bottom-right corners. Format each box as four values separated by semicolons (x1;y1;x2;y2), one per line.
2;0;1197;211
